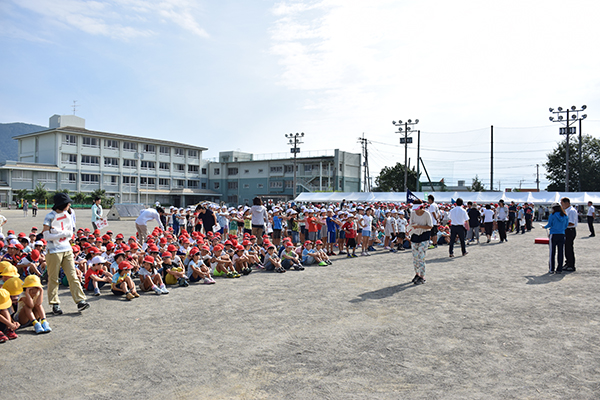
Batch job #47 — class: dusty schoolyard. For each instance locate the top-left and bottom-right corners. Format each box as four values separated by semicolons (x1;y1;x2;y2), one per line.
0;208;599;399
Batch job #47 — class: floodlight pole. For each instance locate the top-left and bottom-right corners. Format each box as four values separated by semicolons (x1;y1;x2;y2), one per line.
392;119;419;191
285;132;304;199
549;106;587;192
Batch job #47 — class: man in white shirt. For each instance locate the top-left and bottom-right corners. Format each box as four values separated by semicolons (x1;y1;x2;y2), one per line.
587;201;595;237
135;207;165;244
427;195;440;247
496;199;509;243
561;197;578;271
448;198;470;257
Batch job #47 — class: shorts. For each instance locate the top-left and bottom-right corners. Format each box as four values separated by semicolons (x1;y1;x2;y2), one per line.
397;232;406;240
430;225;438;235
111;289;125;296
272;229;282;239
362;229;371;237
213;270;226;277
339;230;346;239
346;238;356;249
189;274;202;283
264;260;275;271
328;231;336;244
86;280;106;291
307;231;317;242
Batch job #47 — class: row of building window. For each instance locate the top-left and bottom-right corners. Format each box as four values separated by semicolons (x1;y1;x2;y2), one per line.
63;135;199;157
212;181;293;190
62;154;203;173
60;173;204;188
214;164;329;176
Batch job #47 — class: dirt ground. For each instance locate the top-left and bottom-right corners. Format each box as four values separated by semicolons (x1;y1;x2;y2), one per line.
0;208;599;399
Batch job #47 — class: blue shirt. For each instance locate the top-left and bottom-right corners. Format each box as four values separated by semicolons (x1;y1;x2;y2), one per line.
544;212;569;235
326;217;338;232
273;216;282;230
302;248;315;263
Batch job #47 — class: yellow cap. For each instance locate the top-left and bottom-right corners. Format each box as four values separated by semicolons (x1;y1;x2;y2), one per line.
0;288;11;310
0;265;18;278
3;277;23;296
22;275;42;289
0;261;11;275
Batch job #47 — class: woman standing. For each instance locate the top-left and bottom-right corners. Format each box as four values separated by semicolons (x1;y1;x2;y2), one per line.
360;208;374;256
482;204;495;243
408;200;433;285
543;203;569;274
251;197;268;245
91;197;103;230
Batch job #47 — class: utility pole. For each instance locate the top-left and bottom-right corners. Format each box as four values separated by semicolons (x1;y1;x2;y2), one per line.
536;164;540;191
577;112;587;191
357;133;371;192
549;105;587;192
285;132;304;199
490;125;494;191
416;130;421;192
392;118;419;191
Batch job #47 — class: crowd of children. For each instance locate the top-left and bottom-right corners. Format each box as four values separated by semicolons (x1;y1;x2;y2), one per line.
0;197;550;343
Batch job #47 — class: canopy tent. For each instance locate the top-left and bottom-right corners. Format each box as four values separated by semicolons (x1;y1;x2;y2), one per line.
294;192;600;205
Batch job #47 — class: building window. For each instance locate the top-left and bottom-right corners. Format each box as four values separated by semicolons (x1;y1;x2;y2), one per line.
141;161;155;170
243;184;250;189
159;162;170;171
103;175;118;185
81;155;99;165
188;165;199;173
104;139;119;149
140;177;155;186
159;178;170;188
201;168;207;175
285;180;294;188
62;173;77;183
188;180;199;189
123;159;137;168
201;182;207;189
174;148;184;156
142;144;155;153
81;174;100;183
123;142;137;152
61;154;77;164
37;172;57;183
270;181;283;188
228;167;238;176
258;169;263;174
285;165;297;173
82;137;99;148
257;183;264;189
188;149;198;158
63;135;77;145
228;182;238;190
104;157;119;167
122;176;136;184
159;146;170;155
270;166;283;173
214;168;220;175
172;164;183;172
227;195;237;203
12;170;33;182
213;182;220;189
244;169;249;174
175;179;185;188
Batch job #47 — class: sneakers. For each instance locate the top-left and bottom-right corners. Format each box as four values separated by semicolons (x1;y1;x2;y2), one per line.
177;277;189;287
52;304;63;315
275;266;286;273
152;285;163;295
226;272;235;278
414;276;426;285
41;320;52;333
132;292;140;298
34;322;45;334
352;254;358;258
4;329;18;340
93;287;101;296
293;264;305;271
0;331;8;343
159;284;169;294
125;292;135;300
77;301;90;311
347;254;353;258
242;267;252;275
318;261;328;266
203;277;216;284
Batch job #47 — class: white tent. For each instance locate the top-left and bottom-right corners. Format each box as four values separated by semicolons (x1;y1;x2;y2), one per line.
294;192;600;205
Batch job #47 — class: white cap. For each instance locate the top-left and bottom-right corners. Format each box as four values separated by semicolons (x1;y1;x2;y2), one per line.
91;255;107;265
34;240;44;246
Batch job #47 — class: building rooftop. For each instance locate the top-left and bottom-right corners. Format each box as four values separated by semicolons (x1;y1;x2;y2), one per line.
13;126;208;151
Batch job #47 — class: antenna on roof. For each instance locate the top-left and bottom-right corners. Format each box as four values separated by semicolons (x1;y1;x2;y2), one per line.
72;100;79;115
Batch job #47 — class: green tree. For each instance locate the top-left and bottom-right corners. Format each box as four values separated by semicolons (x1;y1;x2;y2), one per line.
374;163;419;192
31;182;49;202
13;189;28;204
544;134;600;191
89;189;115;208
72;192;88;205
469;175;485;192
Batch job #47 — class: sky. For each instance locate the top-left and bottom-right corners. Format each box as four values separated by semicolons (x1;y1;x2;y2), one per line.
1;0;600;191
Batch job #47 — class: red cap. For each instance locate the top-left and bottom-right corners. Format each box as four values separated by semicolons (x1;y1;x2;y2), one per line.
121;245;130;252
72;245;80;252
118;261;133;270
167;244;177;252
30;249;40;261
235;245;245;251
242;240;251;246
213;244;224;252
102;235;110;241
106;243;115;250
116;234;124;239
161;251;172;258
143;255;155;264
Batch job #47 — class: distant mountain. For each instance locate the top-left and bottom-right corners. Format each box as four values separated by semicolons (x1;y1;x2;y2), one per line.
0;122;47;162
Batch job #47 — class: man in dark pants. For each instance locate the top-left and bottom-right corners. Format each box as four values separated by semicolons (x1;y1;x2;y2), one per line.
508;201;517;232
587;201;595;237
497;199;508;243
561;197;578;271
448;198;469;257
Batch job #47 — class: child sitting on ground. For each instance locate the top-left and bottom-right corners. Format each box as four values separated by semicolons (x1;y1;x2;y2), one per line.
84;256;113;296
162;251;188;287
232;245;252;275
15;275;51;334
314;240;332;265
0;288;19;342
187;248;215;284
302;241;328;266
16;249;42;278
210;244;238;278
281;242;304;270
264;244;285;273
139;255;169;295
111;261;139;300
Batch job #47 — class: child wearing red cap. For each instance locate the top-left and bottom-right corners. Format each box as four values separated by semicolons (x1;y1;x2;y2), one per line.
187;248;215;284
17;249;42;277
210;244;238;278
162;252;188;287
232;245;252;275
139;255;168;295
281;242;303;270
314;241;332;265
111;261;139;300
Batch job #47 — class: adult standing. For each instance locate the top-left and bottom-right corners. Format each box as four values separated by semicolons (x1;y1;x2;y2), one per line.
195;204;217;235
31;199;38;217
135;207;165;244
408;200;433;285
586;201;595;237
466;201;481;244
482;204;495;243
448;198;469;257
91;197;103;231
544;203;569;274
427;195;440;248
561;197;578;271
23;199;28;217
0;212;6;235
496;199;508;243
251;197;268;245
508;201;517;232
42;193;89;315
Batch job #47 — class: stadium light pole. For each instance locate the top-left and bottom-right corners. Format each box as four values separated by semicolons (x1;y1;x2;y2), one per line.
392;119;419;191
285;132;304;199
549;105;586;192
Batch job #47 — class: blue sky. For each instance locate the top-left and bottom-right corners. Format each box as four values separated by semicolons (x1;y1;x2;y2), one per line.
1;0;600;190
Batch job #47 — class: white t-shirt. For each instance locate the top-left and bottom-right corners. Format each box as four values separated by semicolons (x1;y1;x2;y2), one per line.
483;209;495;223
135;208;164;229
587;206;595;216
427;202;439;223
449;206;469;226
362;215;373;231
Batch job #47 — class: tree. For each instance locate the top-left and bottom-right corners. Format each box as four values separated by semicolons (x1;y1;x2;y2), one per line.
31;182;49;203
544;134;600;191
469;175;485;192
89;189;115;208
374;163;419;192
72;192;88;205
13;189;28;204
